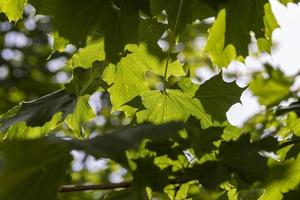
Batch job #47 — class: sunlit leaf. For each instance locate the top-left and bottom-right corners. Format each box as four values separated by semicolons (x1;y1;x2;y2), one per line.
107;45;185;111
259;156;300;200
249;67;292;107
0;0;26;22
65;40;105;69
205;0;269;66
65;95;96;137
204;9;237;67
136;89;212;128
51;31;69;52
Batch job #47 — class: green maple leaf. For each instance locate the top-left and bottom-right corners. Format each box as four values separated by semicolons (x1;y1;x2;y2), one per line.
65;61;108;96
257;4;278;53
249;66;292;107
107;51;150;111
103;0;141;62
0;62;108;138
65;95;96;137
2;113;63;140
204;9;237;67
283;189;300;200
280;0;300;4
224;0;267;56
65;39;105;69
195;73;245;122
221;188;265;200
205;0;269;66
218;135;273;183
0;0;27;22
29;0;146;62
138;19;167;57
176;77;199;96
51;31;69;52
28;0;105;44
71;122;184;165
0;90;76;139
0;139;71;200
150;0;215;34
0;122;183;200
106;45;185;111
185;117;224;158
0;90;76;132
178;161;230;188
259;156;300;200
136;89;212;127
104;188;148;200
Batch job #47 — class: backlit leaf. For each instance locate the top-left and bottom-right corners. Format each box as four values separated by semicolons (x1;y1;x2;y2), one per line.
136;89;212;128
0;0;26;22
65;95;96;137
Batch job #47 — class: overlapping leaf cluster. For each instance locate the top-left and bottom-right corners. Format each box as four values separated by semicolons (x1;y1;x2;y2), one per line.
1;0;300;199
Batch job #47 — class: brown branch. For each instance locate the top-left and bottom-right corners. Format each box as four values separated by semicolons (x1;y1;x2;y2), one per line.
59;178;194;193
59;181;131;193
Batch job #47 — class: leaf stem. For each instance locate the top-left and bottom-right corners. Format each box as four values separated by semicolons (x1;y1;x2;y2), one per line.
173;0;184;36
278;138;300;149
163;0;184;92
163;53;171;92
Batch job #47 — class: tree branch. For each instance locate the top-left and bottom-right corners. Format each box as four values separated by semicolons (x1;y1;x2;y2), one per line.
59;181;131;193
59;178;194;193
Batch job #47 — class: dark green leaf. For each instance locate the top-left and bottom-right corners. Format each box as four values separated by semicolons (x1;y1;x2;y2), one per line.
70;122;184;165
283;189;300;200
185;117;223;158
138;19;167;57
150;0;215;35
133;157;170;191
276;101;300;116
195;73;245;122
0;139;72;200
179;161;230;188
205;0;270;66
29;0;145;62
0;90;76;131
259;156;300;200
104;187;148;200
218;135;269;183
103;0;140;62
65;61;109;96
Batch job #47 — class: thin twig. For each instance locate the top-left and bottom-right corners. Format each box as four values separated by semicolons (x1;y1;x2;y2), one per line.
59;181;131;193
59;178;194;193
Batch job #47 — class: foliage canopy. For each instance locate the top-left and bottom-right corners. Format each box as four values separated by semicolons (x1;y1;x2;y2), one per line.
1;0;300;199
